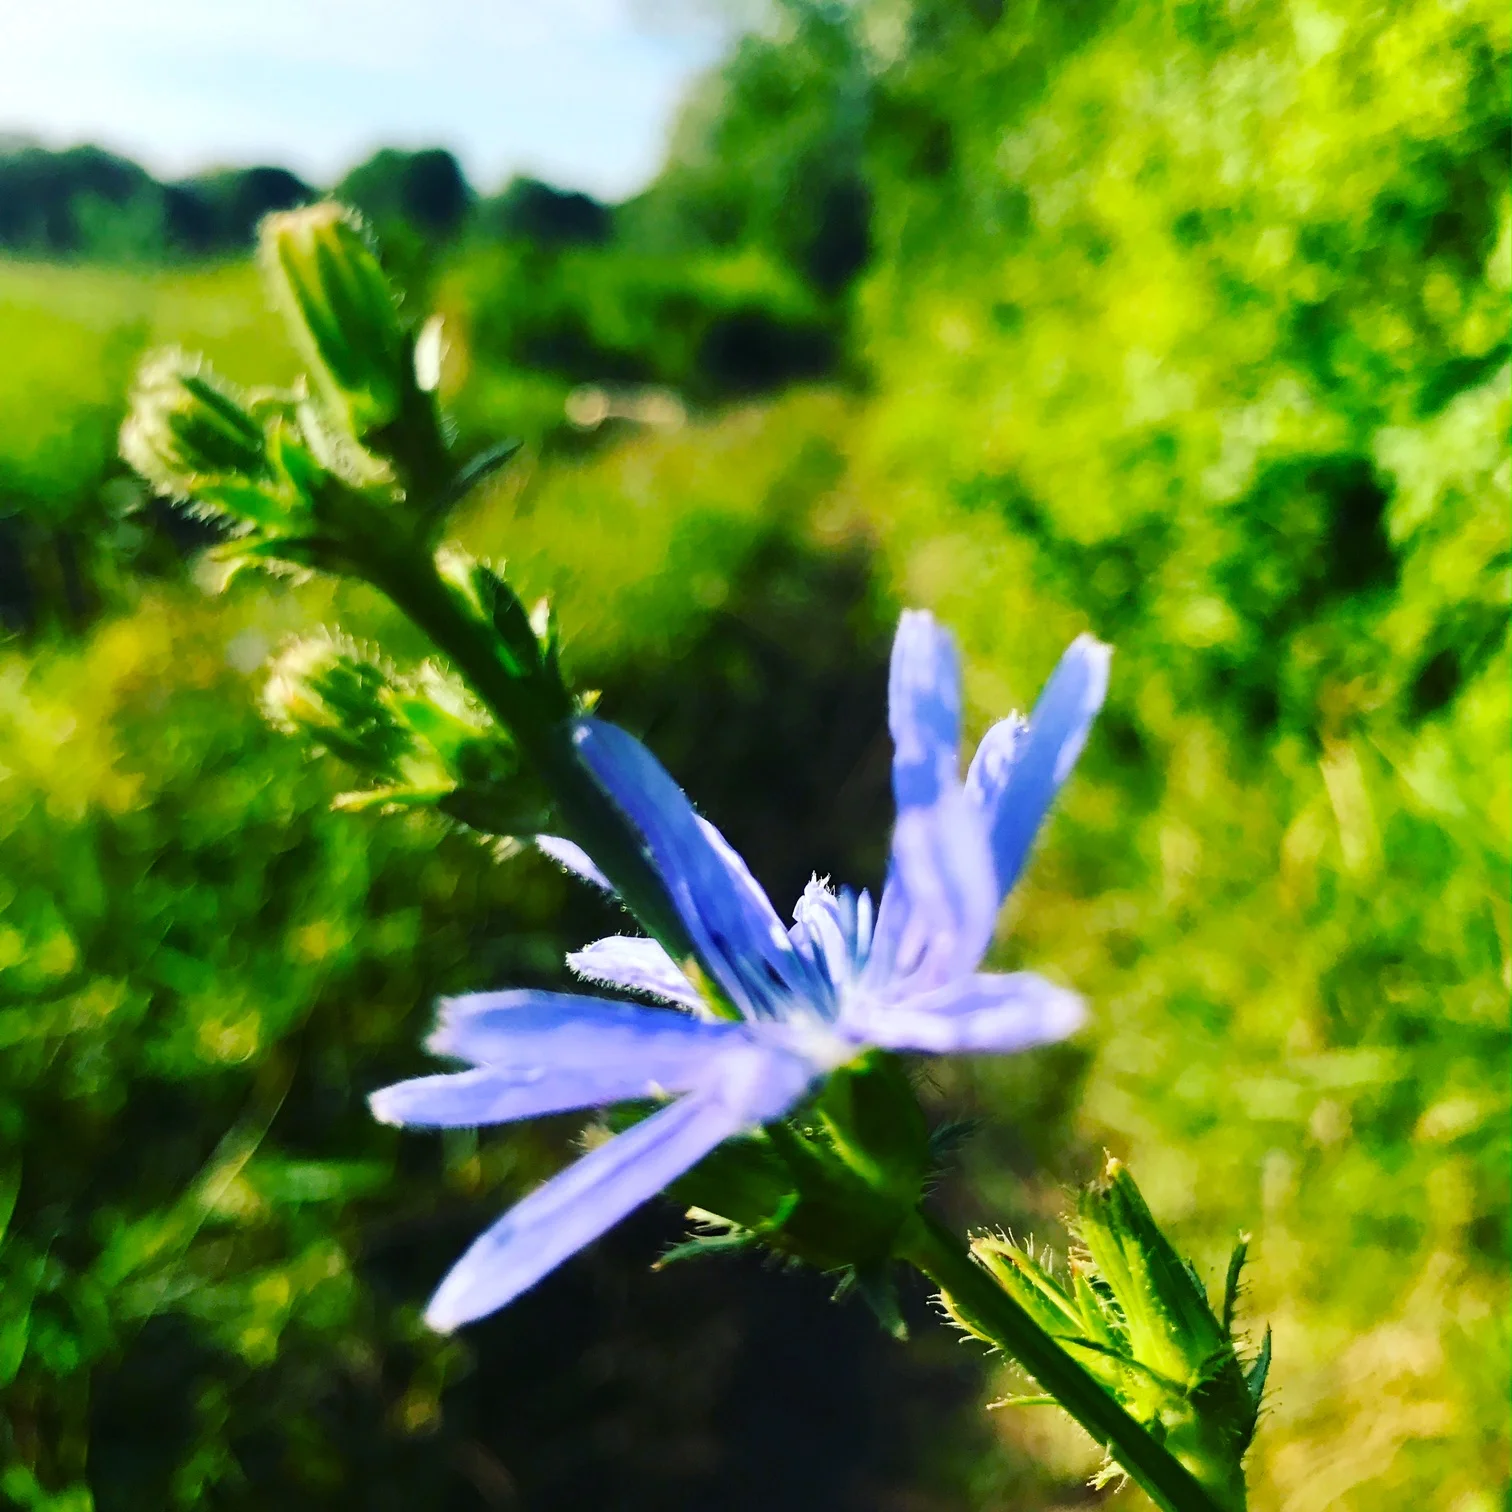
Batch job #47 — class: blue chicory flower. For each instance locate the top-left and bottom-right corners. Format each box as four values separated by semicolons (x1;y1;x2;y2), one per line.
371;611;1109;1330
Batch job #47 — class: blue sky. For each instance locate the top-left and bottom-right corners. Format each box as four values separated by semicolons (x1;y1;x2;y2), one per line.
0;1;735;200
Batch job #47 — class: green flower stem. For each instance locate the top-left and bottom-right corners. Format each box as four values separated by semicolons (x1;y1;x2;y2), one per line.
896;1209;1231;1512
358;534;701;971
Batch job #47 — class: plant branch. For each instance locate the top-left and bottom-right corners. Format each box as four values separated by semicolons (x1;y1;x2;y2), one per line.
357;532;701;969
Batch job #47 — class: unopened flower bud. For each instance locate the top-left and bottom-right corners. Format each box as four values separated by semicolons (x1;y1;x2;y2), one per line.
120;351;331;560
262;638;550;835
120;350;267;497
942;1161;1264;1506
434;548;574;716
1077;1158;1229;1387
260;203;409;438
262;636;411;780
1076;1161;1264;1507
391;662;489;763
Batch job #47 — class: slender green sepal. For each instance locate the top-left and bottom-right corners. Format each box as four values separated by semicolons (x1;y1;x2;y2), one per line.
1243;1327;1271;1414
1221;1237;1249;1336
1073;1264;1123;1351
972;1235;1085;1335
260;203;409;437
853;1264;909;1341
654;1229;759;1268
440;438;524;517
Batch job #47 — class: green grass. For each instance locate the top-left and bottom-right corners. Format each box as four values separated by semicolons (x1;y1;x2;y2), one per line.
0;258;297;515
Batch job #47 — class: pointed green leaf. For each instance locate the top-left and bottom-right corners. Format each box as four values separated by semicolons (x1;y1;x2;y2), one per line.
1222;1236;1250;1336
655;1230;757;1268
853;1264;909;1341
442;439;523;514
973;1238;1084;1335
1244;1325;1272;1413
1072;1266;1123;1351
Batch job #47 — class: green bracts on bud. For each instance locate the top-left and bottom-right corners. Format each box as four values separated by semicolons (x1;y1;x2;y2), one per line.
119;348;358;574
262;635;550;836
260;204;410;439
262;636;412;780
969;1236;1091;1340
120;350;267;494
432;548;574;722
1075;1162;1267;1508
123;203;524;585
1078;1160;1229;1387
946;1234;1133;1409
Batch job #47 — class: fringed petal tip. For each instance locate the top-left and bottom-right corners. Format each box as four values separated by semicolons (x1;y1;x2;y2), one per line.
566;935;704;1010
535;834;613;892
425;991;494;1060
973;632;1111;901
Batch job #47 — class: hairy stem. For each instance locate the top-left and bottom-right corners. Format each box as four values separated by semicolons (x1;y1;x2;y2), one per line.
361;535;700;968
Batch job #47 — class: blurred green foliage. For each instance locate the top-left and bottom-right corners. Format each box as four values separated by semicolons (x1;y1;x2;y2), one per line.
849;5;1508;1506
1;0;1507;1507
